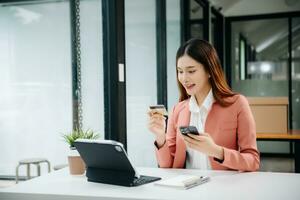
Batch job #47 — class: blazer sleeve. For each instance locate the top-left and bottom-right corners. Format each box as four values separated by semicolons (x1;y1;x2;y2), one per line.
155;106;177;168
220;95;260;171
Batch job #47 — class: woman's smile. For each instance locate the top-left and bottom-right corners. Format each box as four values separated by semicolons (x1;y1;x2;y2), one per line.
185;83;196;91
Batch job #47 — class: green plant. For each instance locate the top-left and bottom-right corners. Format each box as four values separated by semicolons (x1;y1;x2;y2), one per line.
62;129;100;148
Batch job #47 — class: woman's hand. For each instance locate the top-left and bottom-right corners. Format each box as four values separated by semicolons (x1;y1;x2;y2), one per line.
182;133;224;160
147;112;166;148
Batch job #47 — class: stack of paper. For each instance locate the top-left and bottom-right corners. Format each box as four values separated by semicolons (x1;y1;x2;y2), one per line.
154;175;210;189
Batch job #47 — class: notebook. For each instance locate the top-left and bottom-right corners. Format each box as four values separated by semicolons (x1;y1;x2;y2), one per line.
154;175;210;189
74;139;161;187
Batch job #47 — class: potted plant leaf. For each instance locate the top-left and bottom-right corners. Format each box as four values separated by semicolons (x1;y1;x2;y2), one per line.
62;128;100;175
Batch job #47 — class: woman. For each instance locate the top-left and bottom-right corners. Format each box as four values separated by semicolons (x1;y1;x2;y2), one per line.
148;38;260;171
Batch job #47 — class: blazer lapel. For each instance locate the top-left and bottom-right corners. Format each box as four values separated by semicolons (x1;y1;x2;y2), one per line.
173;101;190;168
177;103;190;127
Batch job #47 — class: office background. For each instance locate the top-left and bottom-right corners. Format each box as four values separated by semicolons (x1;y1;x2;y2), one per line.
0;0;299;178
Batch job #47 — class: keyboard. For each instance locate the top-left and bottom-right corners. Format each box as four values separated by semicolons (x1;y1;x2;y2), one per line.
133;175;161;186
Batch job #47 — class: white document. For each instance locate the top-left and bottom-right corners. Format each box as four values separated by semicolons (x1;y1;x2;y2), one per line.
154;175;210;189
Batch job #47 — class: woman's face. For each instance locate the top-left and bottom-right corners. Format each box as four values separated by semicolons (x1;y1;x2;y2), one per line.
177;55;211;97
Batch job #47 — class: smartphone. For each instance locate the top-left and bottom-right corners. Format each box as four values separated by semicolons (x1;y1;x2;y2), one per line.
179;126;200;136
149;105;168;116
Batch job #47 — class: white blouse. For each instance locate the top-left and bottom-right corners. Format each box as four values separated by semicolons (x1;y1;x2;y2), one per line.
185;89;214;169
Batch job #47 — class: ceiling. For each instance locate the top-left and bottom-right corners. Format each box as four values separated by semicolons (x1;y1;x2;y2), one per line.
209;0;300;16
205;0;300;60
189;0;300;60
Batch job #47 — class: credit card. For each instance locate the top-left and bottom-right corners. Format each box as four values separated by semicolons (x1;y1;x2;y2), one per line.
149;105;168;116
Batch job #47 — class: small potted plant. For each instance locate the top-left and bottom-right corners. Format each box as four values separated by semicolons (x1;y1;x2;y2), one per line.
62;128;100;175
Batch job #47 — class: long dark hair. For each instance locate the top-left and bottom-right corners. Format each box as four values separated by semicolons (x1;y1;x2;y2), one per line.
176;38;235;107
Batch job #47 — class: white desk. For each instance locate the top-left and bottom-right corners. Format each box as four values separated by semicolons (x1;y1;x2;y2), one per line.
1;167;300;200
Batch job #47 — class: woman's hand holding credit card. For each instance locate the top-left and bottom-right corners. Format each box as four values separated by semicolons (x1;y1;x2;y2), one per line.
147;105;167;148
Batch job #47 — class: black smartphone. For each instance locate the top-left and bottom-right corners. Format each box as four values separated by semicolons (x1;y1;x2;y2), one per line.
179;126;199;136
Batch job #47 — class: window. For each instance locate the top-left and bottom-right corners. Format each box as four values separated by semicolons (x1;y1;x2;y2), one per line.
0;1;72;176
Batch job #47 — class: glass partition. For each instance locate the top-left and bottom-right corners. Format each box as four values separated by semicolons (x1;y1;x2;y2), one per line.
190;0;204;39
292;17;300;129
231;18;289;153
0;1;72;176
125;0;157;167
80;0;104;136
232;18;289;96
167;0;180;110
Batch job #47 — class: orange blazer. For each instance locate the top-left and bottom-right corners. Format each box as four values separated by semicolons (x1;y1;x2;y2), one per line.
155;95;260;171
